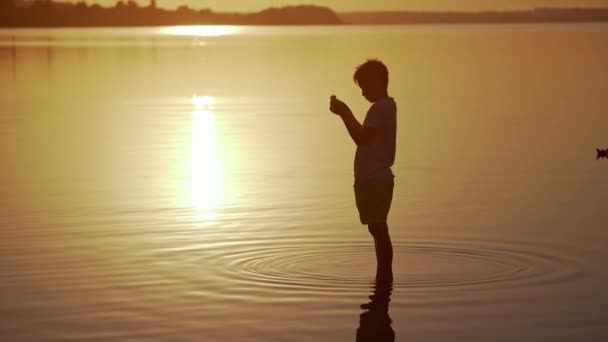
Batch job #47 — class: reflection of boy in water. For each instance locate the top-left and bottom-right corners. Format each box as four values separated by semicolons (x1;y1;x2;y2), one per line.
329;59;397;278
356;275;395;342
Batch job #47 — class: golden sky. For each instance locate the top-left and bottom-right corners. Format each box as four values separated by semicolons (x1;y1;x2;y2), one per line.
90;0;608;11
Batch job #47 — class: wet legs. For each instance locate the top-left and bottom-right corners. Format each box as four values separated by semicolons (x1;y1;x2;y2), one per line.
368;222;393;277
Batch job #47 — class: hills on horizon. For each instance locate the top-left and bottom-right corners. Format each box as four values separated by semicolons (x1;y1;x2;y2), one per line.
1;1;608;27
0;2;342;26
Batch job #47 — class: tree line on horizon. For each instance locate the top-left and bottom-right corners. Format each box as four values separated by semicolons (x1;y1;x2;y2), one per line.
1;0;608;27
0;0;342;26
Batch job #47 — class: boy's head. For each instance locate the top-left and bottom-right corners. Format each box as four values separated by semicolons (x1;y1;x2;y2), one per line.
353;59;389;103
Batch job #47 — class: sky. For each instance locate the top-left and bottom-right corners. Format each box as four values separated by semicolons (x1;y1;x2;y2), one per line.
87;0;608;12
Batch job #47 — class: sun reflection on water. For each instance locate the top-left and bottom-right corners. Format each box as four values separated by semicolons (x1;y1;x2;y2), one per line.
163;26;241;37
190;95;220;219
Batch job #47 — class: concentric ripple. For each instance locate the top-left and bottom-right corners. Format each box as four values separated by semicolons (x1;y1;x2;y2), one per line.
149;236;585;294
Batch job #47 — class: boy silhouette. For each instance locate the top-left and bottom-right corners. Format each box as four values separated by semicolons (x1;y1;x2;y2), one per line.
329;59;397;280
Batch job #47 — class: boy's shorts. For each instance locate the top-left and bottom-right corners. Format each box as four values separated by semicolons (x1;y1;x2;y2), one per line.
354;178;394;225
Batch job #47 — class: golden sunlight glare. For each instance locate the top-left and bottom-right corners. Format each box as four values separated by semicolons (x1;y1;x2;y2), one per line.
190;95;220;214
163;25;241;37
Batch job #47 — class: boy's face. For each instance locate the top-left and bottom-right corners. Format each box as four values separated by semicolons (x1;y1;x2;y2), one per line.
359;82;380;103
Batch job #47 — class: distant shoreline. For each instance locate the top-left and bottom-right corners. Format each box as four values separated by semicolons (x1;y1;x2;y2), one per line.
2;22;608;30
340;8;608;25
1;2;608;27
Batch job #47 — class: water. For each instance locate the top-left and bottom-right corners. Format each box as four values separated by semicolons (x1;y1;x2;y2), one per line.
1;24;607;341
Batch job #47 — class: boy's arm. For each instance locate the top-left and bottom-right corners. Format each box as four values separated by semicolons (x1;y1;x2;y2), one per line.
339;108;376;147
329;95;376;147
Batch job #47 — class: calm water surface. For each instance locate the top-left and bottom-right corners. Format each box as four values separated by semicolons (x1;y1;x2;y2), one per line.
1;25;607;341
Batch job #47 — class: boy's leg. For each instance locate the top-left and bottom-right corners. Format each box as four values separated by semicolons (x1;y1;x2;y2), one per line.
368;222;393;273
368;226;381;270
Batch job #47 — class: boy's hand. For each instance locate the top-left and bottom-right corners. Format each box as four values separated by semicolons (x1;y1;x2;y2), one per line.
329;95;350;116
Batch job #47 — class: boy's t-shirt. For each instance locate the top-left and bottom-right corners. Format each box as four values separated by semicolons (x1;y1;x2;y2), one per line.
354;97;397;185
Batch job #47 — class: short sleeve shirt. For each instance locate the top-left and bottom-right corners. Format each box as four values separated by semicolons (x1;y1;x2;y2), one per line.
354;97;397;185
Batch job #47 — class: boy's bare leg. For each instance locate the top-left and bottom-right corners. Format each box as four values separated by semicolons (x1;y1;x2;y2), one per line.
368;222;393;274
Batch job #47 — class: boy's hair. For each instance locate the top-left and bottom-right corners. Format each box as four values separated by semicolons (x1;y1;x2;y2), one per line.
353;59;389;90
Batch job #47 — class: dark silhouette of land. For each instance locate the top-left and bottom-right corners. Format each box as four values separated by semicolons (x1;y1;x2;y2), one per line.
341;7;608;25
2;1;608;27
0;1;342;27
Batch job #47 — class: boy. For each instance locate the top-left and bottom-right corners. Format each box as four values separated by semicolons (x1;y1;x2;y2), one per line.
329;59;397;280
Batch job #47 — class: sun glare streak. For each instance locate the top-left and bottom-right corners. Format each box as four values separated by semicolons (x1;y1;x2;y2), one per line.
192;95;216;108
163;25;240;37
191;95;220;218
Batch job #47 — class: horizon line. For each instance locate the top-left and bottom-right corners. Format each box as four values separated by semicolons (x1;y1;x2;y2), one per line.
17;1;608;13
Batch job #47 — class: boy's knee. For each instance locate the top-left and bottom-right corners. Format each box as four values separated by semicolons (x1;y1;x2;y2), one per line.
368;222;388;237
